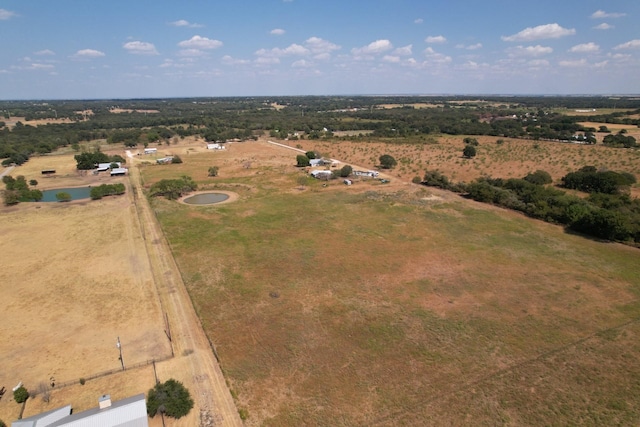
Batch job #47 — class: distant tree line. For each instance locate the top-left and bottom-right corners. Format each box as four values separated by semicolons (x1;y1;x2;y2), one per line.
90;183;126;200
149;175;197;200
420;167;639;245
2;175;42;205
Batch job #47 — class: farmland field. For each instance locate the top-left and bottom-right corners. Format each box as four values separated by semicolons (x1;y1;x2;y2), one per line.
0;153;171;423
142;138;640;425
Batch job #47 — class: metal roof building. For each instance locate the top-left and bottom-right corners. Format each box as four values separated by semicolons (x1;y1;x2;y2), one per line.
12;394;148;427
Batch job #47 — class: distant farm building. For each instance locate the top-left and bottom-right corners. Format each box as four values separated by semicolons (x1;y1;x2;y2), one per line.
41;169;56;175
309;159;325;167
310;170;333;179
144;147;157;155
156;156;174;164
353;170;379;178
96;162;121;172
110;168;127;176
207;143;226;150
11;393;148;427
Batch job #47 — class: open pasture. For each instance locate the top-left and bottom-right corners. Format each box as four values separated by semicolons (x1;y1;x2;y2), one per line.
291;136;640;197
143;139;640;425
0;154;171;423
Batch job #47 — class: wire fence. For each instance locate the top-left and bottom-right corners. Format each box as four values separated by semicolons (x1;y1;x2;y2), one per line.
52;355;173;390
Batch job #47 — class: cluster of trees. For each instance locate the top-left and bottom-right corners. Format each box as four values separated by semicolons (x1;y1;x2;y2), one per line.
2;175;42;205
2;97;638;167
561;166;636;194
90;183;126;200
74;150;125;170
149;175;197;200
602;132;637;148
420;167;639;244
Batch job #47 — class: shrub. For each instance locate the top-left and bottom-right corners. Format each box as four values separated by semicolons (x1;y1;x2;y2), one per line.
14;386;29;403
56;192;72;202
171;155;183;164
296;154;310;167
524;170;553;185
379;154;397;169
208;166;219;177
339;165;352;177
79;378;86;385
147;379;194;419
462;145;476;158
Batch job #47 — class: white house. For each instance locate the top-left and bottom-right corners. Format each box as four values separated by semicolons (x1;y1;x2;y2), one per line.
144;147;157;155
207;143;226;150
309;159;324;167
310;170;333;179
96;162;121;172
110;168;128;176
12;394;148;427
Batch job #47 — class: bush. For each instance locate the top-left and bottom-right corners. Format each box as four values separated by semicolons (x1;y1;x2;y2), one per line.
296;154;310;167
339;165;352;177
462;145;476;158
379;154;397;169
523;170;552;185
56;192;72;202
147;379;194;419
79;378;86;385
171;155;183;164
14;386;29;403
208;166;219;177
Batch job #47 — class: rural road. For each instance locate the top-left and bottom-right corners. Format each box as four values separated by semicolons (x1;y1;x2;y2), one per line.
128;163;242;427
0;165;15;178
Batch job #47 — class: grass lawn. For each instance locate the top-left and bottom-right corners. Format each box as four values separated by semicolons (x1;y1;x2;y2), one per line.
144;140;640;425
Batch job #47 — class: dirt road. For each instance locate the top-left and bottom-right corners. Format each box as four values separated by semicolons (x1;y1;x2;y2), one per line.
128;165;242;426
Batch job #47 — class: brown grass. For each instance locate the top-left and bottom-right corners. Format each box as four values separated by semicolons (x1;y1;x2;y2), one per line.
141;138;640;426
0;153;171;424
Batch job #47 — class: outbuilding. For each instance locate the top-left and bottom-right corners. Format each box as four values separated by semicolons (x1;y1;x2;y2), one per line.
144;147;157;154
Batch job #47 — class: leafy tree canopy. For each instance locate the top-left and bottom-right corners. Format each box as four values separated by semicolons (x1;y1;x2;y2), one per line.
379;154;397;169
147;379;194;419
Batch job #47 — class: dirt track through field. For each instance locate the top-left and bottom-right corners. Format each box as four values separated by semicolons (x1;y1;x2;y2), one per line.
129;165;241;426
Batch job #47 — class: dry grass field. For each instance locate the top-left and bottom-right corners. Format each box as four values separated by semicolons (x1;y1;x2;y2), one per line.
289;135;640;198
0;153;171;424
141;138;640;425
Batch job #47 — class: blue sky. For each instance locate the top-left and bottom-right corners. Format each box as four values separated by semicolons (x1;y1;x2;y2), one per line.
1;0;639;99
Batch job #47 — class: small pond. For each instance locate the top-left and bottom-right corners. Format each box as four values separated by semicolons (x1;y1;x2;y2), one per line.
183;192;230;205
40;187;92;202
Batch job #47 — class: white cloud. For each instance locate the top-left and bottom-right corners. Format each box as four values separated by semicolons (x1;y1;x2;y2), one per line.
393;45;413;56
305;37;340;55
425;35;446;44
423;47;452;63
593;23;613;30
591;10;626;19
507;45;553;57
270;28;285;35
528;59;550;68
35;49;55;56
123;41;159;55
502;23;575;42
351;39;393;56
178;35;223;50
221;55;250;66
382;55;400;63
292;59;311;68
414;18;423;24
559;59;587;67
72;49;106;59
255;57;280;65
569;42;599;53
0;8;16;20
614;39;640;50
169;19;203;28
456;43;483;50
256;43;309;58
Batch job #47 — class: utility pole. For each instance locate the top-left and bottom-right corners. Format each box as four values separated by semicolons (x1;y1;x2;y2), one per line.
116;336;125;370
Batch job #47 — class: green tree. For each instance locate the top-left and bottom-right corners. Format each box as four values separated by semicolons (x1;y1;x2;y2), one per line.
296;154;310;167
171;155;183;164
379;154;397;169
29;179;38;186
208;166;219;177
524;170;552;185
339;165;353;177
305;151;316;159
462;145;477;158
56;192;72;202
0;418;6;427
13;386;29;404
147;379;194;419
463;137;479;146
